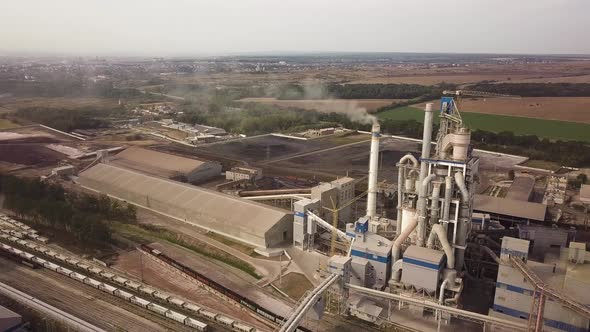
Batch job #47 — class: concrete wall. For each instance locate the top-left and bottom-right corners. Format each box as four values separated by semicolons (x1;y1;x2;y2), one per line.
78;174;269;248
187;162;222;183
265;214;294;248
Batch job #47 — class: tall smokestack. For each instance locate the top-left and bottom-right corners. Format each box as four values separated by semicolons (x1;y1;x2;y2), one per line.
366;122;380;218
416;103;434;247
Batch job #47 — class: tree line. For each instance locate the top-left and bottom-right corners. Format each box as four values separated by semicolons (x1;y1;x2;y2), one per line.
0;175;137;247
274;83;438;100
0;79;142;99
467;83;590;97
16;106;128;132
471;130;590;167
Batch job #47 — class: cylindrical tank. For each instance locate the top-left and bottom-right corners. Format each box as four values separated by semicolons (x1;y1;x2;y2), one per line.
451;128;471;160
405;178;414;192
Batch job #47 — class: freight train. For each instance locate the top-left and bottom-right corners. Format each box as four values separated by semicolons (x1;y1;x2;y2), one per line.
140;244;312;332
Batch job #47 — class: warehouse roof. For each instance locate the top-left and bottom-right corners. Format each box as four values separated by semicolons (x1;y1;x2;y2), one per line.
110;147;208;178
505;176;535;201
474;195;546;221
0;305;22;330
78;163;292;247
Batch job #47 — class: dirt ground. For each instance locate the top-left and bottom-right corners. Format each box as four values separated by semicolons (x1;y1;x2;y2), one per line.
195;135;342;164
139;241;292;315
415;97;590;123
0;144;65;165
112;247;269;330
272;137;419;180
273;272;313;300
239;97;402;112
163;60;590;86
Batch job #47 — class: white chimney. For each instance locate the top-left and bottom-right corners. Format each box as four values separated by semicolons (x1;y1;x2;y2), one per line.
366;122;380;218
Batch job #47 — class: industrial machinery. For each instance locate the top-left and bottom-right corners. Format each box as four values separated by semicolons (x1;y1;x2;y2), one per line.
389;98;479;307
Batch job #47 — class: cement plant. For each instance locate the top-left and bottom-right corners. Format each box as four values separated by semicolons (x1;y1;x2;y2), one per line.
2;3;590;332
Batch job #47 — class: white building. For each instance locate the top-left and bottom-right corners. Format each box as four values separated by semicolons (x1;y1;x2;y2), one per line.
489;237;590;332
226;167;262;181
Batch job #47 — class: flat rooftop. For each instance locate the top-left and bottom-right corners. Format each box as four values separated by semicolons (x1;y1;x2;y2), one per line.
505;176;535;201
110;147;210;178
474;194;546;221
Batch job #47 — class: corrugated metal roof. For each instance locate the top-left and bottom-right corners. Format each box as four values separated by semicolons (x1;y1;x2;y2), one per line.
475;195;547;221
110;147;210;178
403;245;445;264
505;176;535;201
78;163;291;247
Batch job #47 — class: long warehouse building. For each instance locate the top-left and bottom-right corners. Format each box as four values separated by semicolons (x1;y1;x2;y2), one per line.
78;163;293;248
110;147;221;183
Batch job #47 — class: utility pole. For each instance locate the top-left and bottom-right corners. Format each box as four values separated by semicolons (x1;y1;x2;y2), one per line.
279;251;283;286
139;252;144;282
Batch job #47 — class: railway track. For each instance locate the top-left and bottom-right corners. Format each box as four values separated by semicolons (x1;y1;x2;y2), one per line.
0;258;194;332
0;281;106;332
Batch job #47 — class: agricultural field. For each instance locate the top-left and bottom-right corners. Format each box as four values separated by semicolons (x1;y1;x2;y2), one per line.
238;97;401;112
0;119;19;129
414;97;590;124
378;106;590;141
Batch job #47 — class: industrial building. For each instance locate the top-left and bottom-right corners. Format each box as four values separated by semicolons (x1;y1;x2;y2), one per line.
489;237;590;332
518;224;575;260
0;305;22;331
310;177;355;226
109;147;221;183
474;173;547;223
78;163;293;248
505;175;536;201
474;195;547;223
225;167;262;181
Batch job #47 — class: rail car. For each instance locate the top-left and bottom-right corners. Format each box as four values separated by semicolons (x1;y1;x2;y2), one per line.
130;296;151;308
0;242;223;332
147;303;169;315
84;278;102;288
141;244;312;332
168;297;185;307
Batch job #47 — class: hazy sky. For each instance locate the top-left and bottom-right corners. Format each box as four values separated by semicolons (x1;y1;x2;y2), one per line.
2;0;589;56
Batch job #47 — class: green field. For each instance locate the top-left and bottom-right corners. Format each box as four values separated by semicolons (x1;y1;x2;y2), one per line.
377;106;590;141
0;119;19;129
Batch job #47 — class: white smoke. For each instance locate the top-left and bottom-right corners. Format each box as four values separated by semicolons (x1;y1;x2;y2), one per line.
299;80;378;125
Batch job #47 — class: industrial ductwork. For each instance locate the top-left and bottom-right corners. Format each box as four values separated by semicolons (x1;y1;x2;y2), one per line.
427;223;455;269
396;154;419;235
416;173;436;247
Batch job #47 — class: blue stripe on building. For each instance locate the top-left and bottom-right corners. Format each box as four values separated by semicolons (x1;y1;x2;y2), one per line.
403;257;442;270
350;249;390;264
495;282;531;294
492;304;587;332
294;211;305;217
